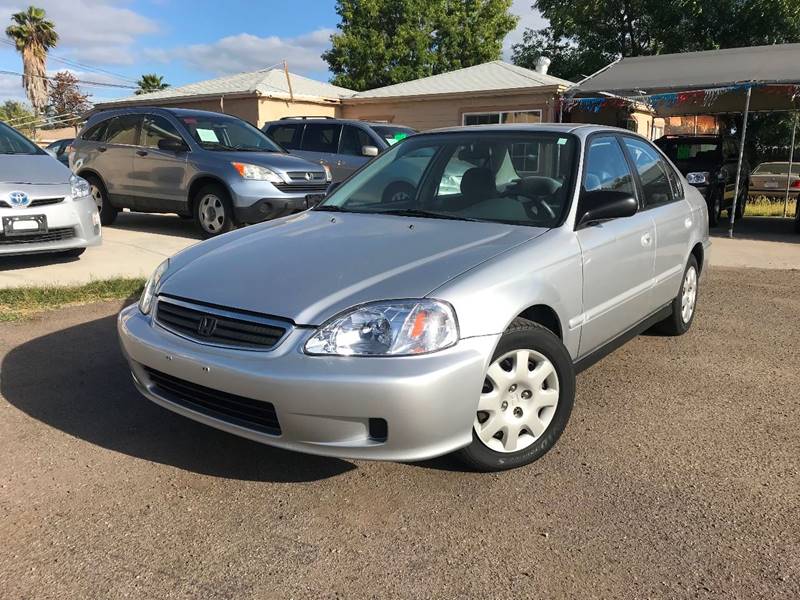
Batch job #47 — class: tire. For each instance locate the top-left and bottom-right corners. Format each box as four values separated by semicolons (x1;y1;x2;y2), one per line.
193;184;236;239
707;188;721;227
734;183;747;220
794;212;800;234
456;318;576;472
85;175;118;226
381;181;416;205
60;247;86;258
654;254;699;336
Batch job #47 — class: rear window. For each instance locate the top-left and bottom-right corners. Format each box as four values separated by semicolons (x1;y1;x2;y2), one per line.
656;138;721;161
372;125;415;146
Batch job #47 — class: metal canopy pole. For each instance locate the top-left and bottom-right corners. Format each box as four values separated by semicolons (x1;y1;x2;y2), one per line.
783;112;797;218
728;85;752;238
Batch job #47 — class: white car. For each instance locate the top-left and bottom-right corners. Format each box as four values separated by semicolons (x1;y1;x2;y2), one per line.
0;122;100;257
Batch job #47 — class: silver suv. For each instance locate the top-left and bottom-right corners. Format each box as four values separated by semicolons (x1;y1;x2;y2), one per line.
71;108;331;238
263;117;415;182
119;124;709;472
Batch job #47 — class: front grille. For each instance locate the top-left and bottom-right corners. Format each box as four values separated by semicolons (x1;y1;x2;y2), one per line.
155;297;288;350
144;367;281;435
273;182;329;193
0;227;75;245
286;171;327;182
0;197;65;208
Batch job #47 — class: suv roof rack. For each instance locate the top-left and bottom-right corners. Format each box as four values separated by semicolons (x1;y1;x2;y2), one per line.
279;115;335;120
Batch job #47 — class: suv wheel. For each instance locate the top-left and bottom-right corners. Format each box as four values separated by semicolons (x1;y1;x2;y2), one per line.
654;254;699;336
708;188;722;227
734;183;748;220
85;175;118;226
194;184;236;239
456;318;575;472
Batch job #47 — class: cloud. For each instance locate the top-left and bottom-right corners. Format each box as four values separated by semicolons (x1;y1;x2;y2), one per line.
504;0;549;58
0;0;158;66
144;28;335;78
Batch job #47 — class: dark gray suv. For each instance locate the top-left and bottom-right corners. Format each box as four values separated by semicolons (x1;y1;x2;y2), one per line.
71;108;331;237
263;117;415;182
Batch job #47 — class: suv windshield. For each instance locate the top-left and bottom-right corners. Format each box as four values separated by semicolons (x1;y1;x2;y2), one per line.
0;122;45;155
317;131;578;228
656;138;721;161
372;125;416;146
179;115;282;152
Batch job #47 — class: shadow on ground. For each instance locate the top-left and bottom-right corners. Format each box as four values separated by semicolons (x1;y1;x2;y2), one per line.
0;250;82;273
109;211;201;240
710;215;799;243
1;312;355;482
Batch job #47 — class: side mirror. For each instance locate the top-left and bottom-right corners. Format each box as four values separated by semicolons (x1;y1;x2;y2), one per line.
158;138;188;153
576;190;638;229
361;145;379;157
45;148;57;158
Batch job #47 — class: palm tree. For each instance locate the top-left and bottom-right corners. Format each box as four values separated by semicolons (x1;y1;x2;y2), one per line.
6;6;58;115
135;73;170;95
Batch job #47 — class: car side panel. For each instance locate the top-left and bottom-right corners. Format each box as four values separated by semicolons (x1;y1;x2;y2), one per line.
648;198;693;306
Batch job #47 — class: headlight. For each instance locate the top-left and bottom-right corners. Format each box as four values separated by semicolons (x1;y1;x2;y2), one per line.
304;299;458;356
139;259;169;315
231;162;283;183
686;172;709;185
70;174;90;198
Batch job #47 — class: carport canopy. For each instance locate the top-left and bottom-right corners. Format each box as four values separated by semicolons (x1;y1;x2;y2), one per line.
569;43;800;235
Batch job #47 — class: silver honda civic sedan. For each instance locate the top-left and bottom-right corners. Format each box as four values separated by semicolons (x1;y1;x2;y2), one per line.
119;124;709;471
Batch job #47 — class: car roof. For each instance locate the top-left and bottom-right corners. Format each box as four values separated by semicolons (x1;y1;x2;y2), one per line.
86;106;246;123
407;123;635;140
266;117;414;129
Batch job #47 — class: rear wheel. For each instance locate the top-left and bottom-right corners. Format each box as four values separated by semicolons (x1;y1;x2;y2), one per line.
85;175;118;226
734;182;748;220
193;184;236;239
707;188;722;227
654;255;699;336
456;318;575;472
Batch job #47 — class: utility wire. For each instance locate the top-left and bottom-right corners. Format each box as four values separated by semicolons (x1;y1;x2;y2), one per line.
0;69;138;89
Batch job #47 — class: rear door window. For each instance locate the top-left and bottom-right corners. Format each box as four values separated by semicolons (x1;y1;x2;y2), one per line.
104;115;141;146
301;123;342;153
82;119;110;142
267;124;303;149
141;115;184;148
339;125;373;156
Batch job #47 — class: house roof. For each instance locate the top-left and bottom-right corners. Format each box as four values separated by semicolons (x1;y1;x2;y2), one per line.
349;61;572;100
98;68;355;107
576;43;800;94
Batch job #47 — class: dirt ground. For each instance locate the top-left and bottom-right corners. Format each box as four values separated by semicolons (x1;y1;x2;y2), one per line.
0;267;798;599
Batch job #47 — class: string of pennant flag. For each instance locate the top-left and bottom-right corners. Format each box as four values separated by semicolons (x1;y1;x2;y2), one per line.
561;83;800;113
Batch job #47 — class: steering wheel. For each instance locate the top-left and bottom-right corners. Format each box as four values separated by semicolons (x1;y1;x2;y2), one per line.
501;181;557;221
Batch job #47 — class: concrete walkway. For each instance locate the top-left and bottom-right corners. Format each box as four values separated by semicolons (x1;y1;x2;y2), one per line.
0;213;797;289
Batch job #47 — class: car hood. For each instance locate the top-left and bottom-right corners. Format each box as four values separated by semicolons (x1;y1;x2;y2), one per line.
162;211;546;325
0;154;71;185
205;150;325;173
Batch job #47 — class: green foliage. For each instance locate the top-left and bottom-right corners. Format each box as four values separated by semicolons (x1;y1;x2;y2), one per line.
0;100;36;135
512;0;800;81
136;73;170;95
323;0;518;91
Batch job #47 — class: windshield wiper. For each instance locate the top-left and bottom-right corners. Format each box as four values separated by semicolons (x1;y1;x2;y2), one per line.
378;209;483;222
313;205;350;212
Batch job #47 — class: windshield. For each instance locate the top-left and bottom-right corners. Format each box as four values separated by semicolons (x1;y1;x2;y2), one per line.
179;115;282;152
656;139;720;161
0;122;45;155
753;163;800;175
372;125;416;146
318;131;578;228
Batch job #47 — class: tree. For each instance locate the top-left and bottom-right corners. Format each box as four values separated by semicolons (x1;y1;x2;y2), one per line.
512;0;800;81
5;6;58;114
323;0;518;91
135;73;170;95
0;100;36;136
47;71;91;130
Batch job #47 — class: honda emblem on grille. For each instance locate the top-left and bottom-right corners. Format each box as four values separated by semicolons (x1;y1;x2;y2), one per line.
197;315;218;337
304;172;313;181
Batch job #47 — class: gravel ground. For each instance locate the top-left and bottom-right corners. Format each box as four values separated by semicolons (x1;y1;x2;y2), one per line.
0;267;798;599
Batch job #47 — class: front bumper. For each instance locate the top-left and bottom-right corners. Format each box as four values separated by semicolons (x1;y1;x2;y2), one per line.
118;303;499;462
0;194;101;256
228;178;327;224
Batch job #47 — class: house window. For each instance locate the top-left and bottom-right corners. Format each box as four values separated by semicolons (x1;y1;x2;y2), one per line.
462;109;542;126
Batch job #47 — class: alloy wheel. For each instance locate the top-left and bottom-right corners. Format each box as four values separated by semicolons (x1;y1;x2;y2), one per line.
475;349;560;453
90;184;103;213
198;194;226;234
681;266;698;323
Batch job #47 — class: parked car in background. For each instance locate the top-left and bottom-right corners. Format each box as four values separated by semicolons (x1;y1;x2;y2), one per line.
119;124;709;472
655;134;750;226
71;108;331;238
0;123;99;258
748;162;800;200
263;117;416;182
45;138;74;166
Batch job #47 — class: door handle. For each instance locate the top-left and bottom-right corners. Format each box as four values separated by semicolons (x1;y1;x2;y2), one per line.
136;150;148;157
98;146;107;153
641;232;653;247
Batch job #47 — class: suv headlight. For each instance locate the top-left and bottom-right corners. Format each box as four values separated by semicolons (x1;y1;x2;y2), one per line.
304;299;458;356
70;174;90;198
139;259;169;315
686;172;709;185
232;162;283;183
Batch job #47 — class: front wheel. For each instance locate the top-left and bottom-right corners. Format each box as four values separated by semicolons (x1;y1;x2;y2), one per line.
456;319;575;472
193;184;236;239
85;175;118;226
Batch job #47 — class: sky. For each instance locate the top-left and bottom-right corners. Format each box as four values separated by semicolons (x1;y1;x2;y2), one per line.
0;0;547;104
